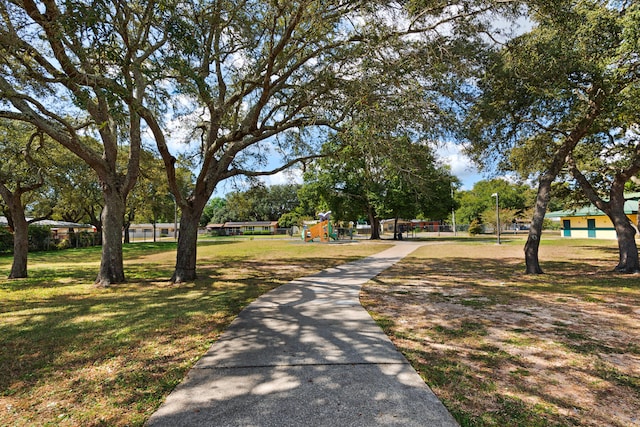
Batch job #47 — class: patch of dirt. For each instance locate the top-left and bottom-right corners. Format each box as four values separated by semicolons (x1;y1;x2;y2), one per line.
362;244;640;427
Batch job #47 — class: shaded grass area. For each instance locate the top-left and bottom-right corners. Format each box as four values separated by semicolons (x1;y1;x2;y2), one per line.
362;238;640;427
0;238;388;426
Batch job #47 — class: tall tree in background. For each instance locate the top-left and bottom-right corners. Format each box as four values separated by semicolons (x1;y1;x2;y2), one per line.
0;120;53;278
566;128;640;272
49;152;104;232
306;133;455;239
123;149;179;243
463;0;639;273
455;179;535;225
216;184;302;222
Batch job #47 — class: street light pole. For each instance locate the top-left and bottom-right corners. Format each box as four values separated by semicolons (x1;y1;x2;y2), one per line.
173;196;178;242
451;186;457;237
491;192;500;244
169;193;178;242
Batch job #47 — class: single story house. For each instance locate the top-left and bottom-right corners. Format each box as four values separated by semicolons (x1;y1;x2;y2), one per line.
0;216;95;239
380;219;412;234
206;221;279;235
126;222;179;240
546;195;640;239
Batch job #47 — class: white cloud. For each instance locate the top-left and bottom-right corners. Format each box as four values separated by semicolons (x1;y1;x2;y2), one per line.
438;142;482;190
261;168;303;187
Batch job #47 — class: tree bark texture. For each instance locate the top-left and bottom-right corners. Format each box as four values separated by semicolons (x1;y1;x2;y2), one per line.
171;208;200;283
9;214;28;279
95;189;126;286
608;188;640;273
525;176;552;274
612;209;640;273
368;207;381;240
0;184;30;279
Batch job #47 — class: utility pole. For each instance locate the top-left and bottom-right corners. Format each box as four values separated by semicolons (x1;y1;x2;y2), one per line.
491;192;500;244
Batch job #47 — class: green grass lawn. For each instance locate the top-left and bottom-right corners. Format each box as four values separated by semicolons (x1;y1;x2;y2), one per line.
0;238;389;426
362;236;640;427
3;236;639;427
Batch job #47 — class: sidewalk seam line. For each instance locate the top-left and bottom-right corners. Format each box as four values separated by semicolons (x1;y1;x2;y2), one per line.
195;361;410;370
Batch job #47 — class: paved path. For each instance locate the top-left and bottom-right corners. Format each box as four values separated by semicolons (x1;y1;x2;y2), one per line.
147;242;458;426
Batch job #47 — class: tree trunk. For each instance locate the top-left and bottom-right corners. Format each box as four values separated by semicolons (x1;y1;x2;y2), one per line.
171;207;199;283
123;223;131;243
525;176;553;274
606;189;640;273
0;184;30;279
368;206;381;240
393;217;399;240
9;214;28;279
95;189;126;286
612;211;640;273
569;161;640;273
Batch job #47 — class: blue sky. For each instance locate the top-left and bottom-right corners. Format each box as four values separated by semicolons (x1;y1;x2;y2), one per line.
211;140;483;197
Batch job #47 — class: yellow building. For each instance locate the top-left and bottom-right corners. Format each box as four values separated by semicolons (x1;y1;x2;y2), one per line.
546;197;639;239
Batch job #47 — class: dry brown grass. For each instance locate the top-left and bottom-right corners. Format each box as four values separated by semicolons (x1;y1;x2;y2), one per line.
362;237;640;427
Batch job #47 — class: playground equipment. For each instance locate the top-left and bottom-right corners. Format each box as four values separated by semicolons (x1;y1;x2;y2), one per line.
302;211;338;242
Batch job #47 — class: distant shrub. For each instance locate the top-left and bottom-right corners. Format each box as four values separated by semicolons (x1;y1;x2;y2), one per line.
543;219;561;230
76;231;98;247
57;239;71;250
468;219;483;236
28;225;51;251
0;227;12;253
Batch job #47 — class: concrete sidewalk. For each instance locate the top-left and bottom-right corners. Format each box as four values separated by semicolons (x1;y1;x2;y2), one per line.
146;242;459;427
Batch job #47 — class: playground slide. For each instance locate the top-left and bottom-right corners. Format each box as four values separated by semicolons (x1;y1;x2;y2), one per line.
303;220;338;242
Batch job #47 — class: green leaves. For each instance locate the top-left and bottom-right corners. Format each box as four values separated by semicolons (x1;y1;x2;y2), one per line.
463;0;640;179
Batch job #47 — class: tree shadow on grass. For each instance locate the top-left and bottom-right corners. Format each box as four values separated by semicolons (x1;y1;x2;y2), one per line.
363;253;640;427
400;256;640;292
0;252;369;426
0;276;278;425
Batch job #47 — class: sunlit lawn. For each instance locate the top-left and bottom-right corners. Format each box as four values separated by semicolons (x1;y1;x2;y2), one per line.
0;238;389;426
362;236;640;427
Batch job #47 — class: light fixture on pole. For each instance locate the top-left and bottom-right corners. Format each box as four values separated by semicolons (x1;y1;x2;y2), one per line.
491;192;500;245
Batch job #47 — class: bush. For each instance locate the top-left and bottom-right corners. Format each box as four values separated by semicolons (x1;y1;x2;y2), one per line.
543;219;561;230
0;227;12;253
28;225;51;251
76;231;98;247
468;219;483;236
57;239;71;250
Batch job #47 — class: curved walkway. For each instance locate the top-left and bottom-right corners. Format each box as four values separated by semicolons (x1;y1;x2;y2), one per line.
147;242;458;426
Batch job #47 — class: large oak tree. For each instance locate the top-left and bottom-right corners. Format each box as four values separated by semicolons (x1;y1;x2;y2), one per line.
463;0;639;273
140;0;506;282
0;0;167;285
0;0;524;285
0;120;52;278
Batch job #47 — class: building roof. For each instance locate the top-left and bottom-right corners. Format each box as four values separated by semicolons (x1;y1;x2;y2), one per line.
546;197;640;218
0;216;93;229
223;221;278;227
128;223;179;228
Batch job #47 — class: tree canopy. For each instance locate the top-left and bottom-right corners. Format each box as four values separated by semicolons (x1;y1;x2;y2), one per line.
0;0;551;282
461;0;640;273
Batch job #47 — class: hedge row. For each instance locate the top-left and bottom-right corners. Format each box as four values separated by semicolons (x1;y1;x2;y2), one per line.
0;226;100;254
